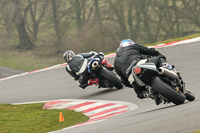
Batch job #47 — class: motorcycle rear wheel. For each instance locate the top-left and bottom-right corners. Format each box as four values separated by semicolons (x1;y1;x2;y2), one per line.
99;68;123;89
151;77;185;105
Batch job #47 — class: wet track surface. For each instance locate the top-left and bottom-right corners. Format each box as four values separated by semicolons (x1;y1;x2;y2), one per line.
0;42;200;133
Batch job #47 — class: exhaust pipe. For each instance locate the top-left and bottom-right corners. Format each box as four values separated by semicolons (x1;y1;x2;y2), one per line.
158;67;178;80
92;61;99;68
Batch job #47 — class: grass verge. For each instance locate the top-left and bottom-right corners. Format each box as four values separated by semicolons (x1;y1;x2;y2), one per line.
0;47;63;72
0;103;89;133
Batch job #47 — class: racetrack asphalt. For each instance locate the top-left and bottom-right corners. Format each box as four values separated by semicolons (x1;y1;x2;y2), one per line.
0;41;200;133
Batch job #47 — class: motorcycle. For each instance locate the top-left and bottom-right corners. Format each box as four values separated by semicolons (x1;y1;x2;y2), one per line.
132;62;195;105
87;57;123;89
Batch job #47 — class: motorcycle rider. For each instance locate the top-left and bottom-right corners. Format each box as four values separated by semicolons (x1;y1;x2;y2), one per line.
114;39;167;105
63;50;114;89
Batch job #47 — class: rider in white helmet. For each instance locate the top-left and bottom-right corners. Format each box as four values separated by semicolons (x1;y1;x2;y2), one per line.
63;50;114;89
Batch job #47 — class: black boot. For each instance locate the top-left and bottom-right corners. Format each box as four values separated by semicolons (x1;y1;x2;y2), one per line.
153;95;162;105
138;91;150;99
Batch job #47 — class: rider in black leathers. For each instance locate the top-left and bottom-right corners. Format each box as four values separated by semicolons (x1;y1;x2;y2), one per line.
63;50;114;89
114;39;167;104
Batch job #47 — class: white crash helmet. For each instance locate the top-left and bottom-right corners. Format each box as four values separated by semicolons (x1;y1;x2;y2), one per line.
63;50;75;62
120;39;135;47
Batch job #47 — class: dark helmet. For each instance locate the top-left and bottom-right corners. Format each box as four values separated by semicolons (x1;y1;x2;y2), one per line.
63;50;75;62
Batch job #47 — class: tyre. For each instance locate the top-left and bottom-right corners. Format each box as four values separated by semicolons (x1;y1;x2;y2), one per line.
151;77;185;105
99;68;123;89
185;91;195;101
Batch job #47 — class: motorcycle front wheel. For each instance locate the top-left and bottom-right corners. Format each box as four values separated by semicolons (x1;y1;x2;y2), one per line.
151;77;185;105
99;68;123;89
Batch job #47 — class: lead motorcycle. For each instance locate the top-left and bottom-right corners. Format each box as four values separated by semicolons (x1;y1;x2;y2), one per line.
87;57;123;89
132;62;195;105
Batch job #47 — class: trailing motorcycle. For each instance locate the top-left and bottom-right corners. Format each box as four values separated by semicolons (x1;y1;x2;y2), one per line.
87;57;123;89
132;62;195;105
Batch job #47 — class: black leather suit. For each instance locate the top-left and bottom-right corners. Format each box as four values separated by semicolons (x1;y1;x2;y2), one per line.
114;44;166;98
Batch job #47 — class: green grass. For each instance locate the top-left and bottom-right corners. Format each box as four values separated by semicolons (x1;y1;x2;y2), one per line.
0;103;89;133
0;46;63;71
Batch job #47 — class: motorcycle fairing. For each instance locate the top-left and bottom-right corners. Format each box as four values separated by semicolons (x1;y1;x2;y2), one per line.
132;63;159;86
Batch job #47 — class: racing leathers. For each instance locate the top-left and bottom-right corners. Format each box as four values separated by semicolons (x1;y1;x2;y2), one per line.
66;52;113;89
114;43;166;99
